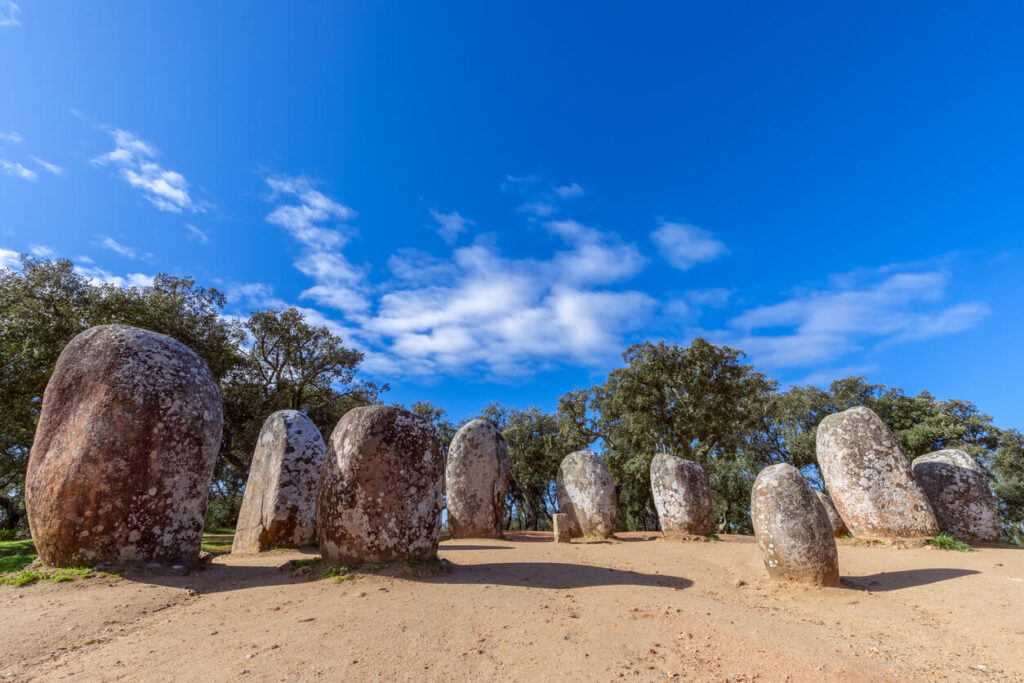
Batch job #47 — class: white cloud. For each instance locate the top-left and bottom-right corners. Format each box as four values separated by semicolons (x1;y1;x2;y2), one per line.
29;244;55;258
1;159;37;181
651;221;726;271
100;237;137;259
74;265;153;289
552;182;584;199
430;209;472;244
0;130;23;143
686;288;732;307
92;129;201;213
500;174;539;192
31;156;66;176
0;1;20;27
0;248;19;269
518;200;556;217
186;224;210;244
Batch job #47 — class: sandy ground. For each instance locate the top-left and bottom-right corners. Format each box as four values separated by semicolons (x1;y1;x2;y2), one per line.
1;532;1022;682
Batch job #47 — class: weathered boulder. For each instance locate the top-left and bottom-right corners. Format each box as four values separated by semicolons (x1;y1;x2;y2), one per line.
816;407;938;539
316;405;444;564
553;513;571;543
650;454;713;538
555;450;616;538
751;464;839;586
232;410;327;554
26;325;222;567
911;449;998;542
815;490;850;538
445;419;511;538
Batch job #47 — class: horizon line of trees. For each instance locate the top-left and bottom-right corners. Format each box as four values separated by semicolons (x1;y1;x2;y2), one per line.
2;255;1022;545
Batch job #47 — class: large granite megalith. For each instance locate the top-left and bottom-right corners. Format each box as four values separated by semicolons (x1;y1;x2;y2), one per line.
232;410;327;554
26;325;222;567
650;454;713;537
911;449;998;542
446;419;511;538
815;490;850;538
751;464;839;586
555;450;616;538
316;405;444;564
816;407;938;539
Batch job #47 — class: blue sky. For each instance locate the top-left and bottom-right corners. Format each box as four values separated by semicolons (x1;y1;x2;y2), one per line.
1;2;1022;427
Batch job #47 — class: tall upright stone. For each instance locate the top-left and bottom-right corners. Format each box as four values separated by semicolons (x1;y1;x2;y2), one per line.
815;490;850;538
316;406;444;565
552;513;572;543
445;419;511;538
650;454;713;538
751;464;840;586
911;449;999;542
26;325;222;567
232;410;327;554
816;407;938;539
555;450;617;539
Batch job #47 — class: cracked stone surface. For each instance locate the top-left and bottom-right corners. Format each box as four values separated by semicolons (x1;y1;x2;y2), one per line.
816;406;938;539
232;410;327;554
316;405;444;564
555;450;616;539
911;449;999;542
650;454;713;537
26;325;222;567
445;419;510;539
752;463;839;586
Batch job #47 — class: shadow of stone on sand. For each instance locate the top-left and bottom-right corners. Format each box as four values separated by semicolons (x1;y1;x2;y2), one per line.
414;561;692;590
841;567;980;592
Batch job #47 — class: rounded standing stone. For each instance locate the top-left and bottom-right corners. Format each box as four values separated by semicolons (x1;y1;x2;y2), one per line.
316;405;444;565
751;463;840;586
26;325;222;567
816;407;939;539
650;454;713;538
555;450;617;539
815;490;850;538
232;410;327;554
445;419;511;538
911;449;998;542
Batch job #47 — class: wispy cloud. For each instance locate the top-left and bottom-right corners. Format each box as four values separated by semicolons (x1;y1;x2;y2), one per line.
92;129;202;212
186;224;210;244
0;159;36;181
31;156;66;176
29;244;55;258
0;2;19;28
552;182;584;199
100;237;138;259
651;221;726;271
430;209;473;244
0;248;19;269
0;130;23;144
75;265;153;289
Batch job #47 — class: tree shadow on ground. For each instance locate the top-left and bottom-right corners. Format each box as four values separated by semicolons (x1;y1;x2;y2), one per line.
840;568;979;592
415;561;692;590
437;545;513;551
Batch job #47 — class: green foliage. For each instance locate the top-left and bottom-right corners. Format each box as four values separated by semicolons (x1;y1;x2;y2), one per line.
0;529;16;541
360;562;389;572
199;531;234;556
290;557;323;569
407;556;445;574
0;566;98;586
320;566;353;582
991;429;1024;545
0;554;36;573
926;533;973;552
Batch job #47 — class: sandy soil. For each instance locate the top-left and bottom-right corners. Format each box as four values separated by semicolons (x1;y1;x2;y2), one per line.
2;532;1022;681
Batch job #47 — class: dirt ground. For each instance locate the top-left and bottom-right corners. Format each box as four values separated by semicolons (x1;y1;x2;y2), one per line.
1;532;1022;681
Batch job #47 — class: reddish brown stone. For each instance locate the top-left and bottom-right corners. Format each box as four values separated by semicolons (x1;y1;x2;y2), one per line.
26;325;222;567
316;405;444;565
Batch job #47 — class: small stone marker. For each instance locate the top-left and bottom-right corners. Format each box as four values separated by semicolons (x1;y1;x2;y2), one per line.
911;449;998;542
815;490;850;538
446;419;511;538
553;513;571;543
232;410;327;554
816;406;938;539
26;324;222;567
555;450;617;538
751;463;839;586
650;453;713;538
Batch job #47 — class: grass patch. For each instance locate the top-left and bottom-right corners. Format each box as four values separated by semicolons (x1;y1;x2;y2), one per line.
0;538;36;556
926;533;973;552
0;529;17;541
0;554;38;573
360;562;389;572
0;566;100;587
320;566;353;583
200;530;234;556
203;526;236;535
407;556;446;575
291;557;323;569
706;534;721;542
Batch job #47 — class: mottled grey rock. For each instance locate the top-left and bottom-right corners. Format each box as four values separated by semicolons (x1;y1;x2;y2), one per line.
912;449;998;542
815;490;849;538
316;405;444;564
232;410;327;554
555;450;616;538
751;464;839;586
26;325;222;567
553;513;571;543
650;454;713;538
816;407;938;539
445;419;511;538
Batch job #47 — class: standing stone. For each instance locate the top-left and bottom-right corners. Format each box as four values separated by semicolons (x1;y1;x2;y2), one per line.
552;513;571;543
555;450;617;538
816;407;939;539
911;449;998;542
650;454;713;538
751;464;840;586
26;325;222;567
445;419;511;538
232;410;327;554
316;405;443;565
815;490;850;538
